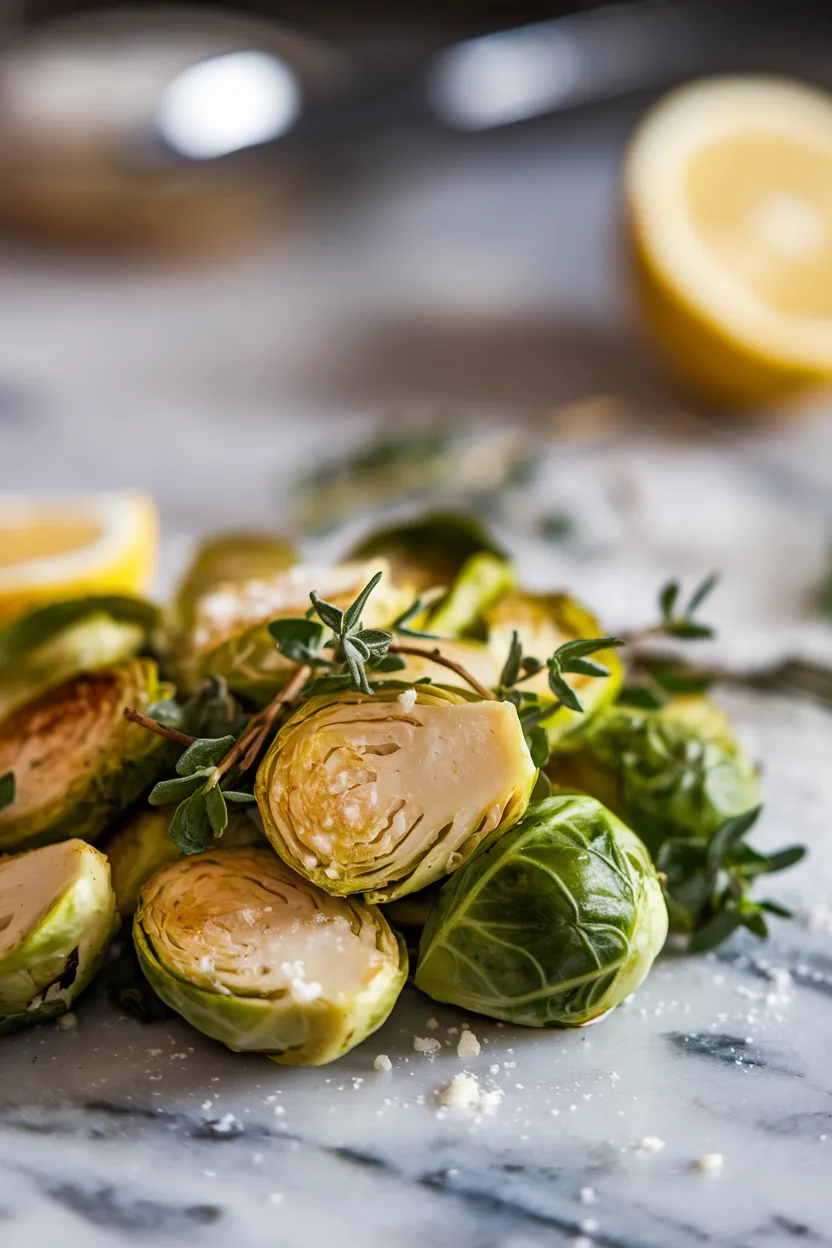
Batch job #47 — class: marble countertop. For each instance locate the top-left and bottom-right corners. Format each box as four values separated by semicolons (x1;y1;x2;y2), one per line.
1;94;832;1248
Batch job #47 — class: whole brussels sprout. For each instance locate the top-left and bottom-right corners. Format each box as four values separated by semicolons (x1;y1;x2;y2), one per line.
134;848;407;1065
415;794;668;1027
346;511;507;595
546;698;760;858
256;684;536;904
106;805;265;917
186;560;410;705
486;592;624;744
0;594;159;720
0;838;119;1034
0;659;174;853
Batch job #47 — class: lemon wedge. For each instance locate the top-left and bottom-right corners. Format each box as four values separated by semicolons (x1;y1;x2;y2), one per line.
0;493;158;623
625;77;832;406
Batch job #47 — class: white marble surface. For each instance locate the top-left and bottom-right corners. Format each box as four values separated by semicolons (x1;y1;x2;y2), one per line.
1;97;832;1248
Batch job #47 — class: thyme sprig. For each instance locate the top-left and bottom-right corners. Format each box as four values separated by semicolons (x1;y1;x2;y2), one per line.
618;573;720;708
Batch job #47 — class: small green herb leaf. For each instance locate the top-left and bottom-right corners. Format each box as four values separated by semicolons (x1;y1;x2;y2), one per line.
149;773;211;806
175;735;236;777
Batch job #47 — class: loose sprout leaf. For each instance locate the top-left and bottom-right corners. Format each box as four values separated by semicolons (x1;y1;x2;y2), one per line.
175;735;236;777
308;592;343;634
149;772;211;806
268;618;325;663
0;771;14;811
686;572;719;616
204;785;228;836
342;571;384;634
499;630;523;688
660;580;680;620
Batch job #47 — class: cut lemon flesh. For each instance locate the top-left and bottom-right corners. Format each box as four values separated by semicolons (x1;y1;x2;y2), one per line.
625;77;832;405
0;493;158;623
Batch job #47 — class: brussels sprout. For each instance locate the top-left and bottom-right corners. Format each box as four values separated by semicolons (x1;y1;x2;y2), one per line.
428;553;516;637
0;838;119;1034
347;511;508;595
172;532;296;634
106;805;265;917
415;794;668;1027
187;561;410;705
0;659;174;853
134;848;407;1064
0;595;159;720
256;684;536;903
546;698;760;858
486;592;624;744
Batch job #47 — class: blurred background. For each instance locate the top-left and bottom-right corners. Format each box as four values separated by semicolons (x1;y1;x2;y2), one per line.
2;0;832;657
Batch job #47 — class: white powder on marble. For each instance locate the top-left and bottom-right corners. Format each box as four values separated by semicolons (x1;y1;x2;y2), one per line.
457;1030;481;1058
637;1136;666;1153
414;1036;442;1055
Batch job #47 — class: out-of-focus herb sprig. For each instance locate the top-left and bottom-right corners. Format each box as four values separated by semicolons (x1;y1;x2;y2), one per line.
656;807;806;953
618;573;719;710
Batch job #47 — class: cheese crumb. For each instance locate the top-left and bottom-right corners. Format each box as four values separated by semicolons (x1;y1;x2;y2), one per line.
414;1036;442;1055
693;1152;723;1173
436;1073;503;1115
637;1136;666;1153
397;688;418;712
374;1054;393;1072
58;1013;77;1031
457;1030;481;1058
426;1017;439;1030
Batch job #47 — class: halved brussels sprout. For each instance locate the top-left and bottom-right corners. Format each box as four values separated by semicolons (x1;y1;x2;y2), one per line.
256;685;536;903
172;532;296;634
346;511;507;595
134;848;407;1064
187;560;410;705
106;806;265;917
0;839;119;1034
486;592;624;742
546;698;760;858
0;659;174;853
0;595;159;720
415;794;668;1027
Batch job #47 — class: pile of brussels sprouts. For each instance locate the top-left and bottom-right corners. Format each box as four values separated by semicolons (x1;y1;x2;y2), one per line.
0;516;804;1064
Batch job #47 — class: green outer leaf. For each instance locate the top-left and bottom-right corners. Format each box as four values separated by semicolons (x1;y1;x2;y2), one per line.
0;772;14;812
415;794;667;1027
175;736;235;777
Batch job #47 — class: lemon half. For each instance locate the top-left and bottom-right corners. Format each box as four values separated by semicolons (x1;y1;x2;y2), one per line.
625;77;832;405
0;492;158;623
